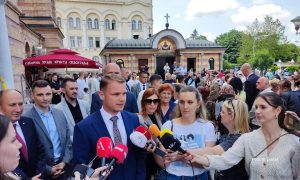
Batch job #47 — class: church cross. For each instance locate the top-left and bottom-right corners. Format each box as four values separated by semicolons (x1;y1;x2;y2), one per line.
165;13;170;24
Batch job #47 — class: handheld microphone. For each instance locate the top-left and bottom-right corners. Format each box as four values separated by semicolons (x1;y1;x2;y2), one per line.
160;132;186;154
160;128;173;138
135;125;152;140
149;124;161;138
96;137;113;166
130;129;166;157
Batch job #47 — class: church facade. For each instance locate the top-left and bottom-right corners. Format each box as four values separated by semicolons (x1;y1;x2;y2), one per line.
100;28;226;75
55;0;153;62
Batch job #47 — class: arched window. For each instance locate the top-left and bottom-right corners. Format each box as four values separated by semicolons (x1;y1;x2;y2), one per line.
132;20;136;30
94;18;99;29
68;17;74;29
138;20;142;30
76;17;81;29
105;19;110;30
56;17;62;28
111;19;116;30
208;58;215;70
87;18;92;29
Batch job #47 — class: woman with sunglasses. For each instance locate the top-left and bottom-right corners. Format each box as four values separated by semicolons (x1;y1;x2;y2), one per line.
186;92;300;180
186;98;250;180
156;86;216;180
138;88;163;180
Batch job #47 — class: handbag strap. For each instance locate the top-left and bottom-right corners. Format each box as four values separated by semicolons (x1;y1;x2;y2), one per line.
254;132;289;158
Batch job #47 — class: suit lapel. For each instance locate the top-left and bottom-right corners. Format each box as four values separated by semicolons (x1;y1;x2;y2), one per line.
31;108;52;142
52;108;64;145
18;118;31;163
62;99;75;126
91;111;111;139
121;112;131;145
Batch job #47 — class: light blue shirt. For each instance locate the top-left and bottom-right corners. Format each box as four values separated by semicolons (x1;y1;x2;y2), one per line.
100;107;127;145
34;105;62;162
139;81;147;91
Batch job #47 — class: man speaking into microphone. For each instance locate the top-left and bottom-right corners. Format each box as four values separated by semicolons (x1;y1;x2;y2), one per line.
72;74;146;180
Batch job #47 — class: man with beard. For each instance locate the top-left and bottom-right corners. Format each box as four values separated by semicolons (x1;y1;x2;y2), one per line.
56;78;90;141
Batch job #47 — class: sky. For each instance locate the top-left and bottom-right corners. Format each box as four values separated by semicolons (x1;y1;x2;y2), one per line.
152;0;300;46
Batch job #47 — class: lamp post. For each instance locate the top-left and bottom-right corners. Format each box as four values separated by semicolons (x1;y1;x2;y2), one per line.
291;16;300;35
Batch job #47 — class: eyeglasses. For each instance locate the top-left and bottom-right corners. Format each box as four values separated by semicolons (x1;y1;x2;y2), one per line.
144;99;160;105
226;98;236;118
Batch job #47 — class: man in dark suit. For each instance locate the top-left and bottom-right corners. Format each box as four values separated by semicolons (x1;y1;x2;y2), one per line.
73;74;146;180
0;89;45;178
241;63;259;110
90;63;138;113
23;80;73;179
131;71;149;99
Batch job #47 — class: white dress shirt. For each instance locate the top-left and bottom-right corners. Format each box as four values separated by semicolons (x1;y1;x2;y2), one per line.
14;121;27;147
100;107;127;145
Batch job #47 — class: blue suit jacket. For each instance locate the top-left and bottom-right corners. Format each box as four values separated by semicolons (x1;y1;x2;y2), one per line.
90;91;138;114
17;116;45;178
72;110;146;180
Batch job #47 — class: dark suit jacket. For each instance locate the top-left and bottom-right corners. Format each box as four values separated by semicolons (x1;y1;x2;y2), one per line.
244;73;259;109
90;91;138;114
72;110;146;180
23;107;73;176
17;116;45;178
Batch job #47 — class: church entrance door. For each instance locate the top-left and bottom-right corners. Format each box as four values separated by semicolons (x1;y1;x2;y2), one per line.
156;56;175;79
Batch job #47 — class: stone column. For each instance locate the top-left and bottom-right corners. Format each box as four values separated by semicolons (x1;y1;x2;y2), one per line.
129;55;133;72
0;0;14;89
220;53;224;70
128;22;132;39
62;19;69;48
100;21;105;48
179;53;185;67
117;22;122;39
82;20;87;49
143;23;147;39
153;54;156;74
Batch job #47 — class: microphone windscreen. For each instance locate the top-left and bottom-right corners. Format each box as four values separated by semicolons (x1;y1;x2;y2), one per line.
160;128;173;138
112;144;128;164
130;131;147;148
149;124;160;138
160;133;182;152
96;137;113;158
135;125;151;140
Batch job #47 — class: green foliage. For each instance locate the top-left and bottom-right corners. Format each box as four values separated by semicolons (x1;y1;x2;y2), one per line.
215;29;244;63
285;66;299;73
239;16;287;62
271;43;299;62
189;29;207;40
223;59;235;70
251;49;274;71
269;64;279;72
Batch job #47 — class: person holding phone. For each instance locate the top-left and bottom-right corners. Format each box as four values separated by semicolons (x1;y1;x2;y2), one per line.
284;111;300;137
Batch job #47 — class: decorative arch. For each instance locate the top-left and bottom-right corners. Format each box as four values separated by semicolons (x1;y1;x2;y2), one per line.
151;29;186;49
127;11;146;21
102;10;121;21
83;9;101;20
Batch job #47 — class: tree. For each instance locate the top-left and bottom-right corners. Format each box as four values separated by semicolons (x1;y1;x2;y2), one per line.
189;29;207;40
190;29;198;39
215;29;244;63
239;16;287;62
285;66;299;73
271;43;299;62
251;49;274;71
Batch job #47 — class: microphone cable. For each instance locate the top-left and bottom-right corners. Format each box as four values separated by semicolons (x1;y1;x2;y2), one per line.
188;160;195;177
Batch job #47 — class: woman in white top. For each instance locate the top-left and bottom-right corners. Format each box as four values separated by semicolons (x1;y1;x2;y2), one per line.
186;92;300;180
156;86;216;180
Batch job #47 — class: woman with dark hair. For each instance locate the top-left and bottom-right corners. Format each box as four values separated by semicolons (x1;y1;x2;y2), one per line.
0;115;22;179
186;92;300;180
229;77;246;102
157;84;176;123
156;86;216;180
278;79;300;116
138;88;163;180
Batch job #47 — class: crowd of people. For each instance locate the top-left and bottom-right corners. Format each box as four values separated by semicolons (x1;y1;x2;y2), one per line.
0;62;300;180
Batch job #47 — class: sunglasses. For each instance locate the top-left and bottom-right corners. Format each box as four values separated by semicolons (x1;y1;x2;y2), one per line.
144;99;160;104
226;98;236;118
